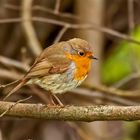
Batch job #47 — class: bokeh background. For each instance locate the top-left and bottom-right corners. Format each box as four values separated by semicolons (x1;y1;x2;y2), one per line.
0;0;140;140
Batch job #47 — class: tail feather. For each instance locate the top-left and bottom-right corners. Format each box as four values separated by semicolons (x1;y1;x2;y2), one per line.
3;79;27;101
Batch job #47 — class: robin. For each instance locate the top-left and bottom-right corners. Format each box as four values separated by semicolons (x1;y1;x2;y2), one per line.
3;38;97;101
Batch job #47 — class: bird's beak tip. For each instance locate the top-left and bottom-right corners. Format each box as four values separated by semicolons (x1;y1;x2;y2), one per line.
89;55;98;60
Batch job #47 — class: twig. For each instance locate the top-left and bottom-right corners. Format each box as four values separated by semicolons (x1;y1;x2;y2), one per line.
4;4;20;10
83;84;140;97
0;102;140;121
54;25;69;43
0;18;22;23
54;0;61;14
0;68;23;80
33;17;140;46
127;0;138;73
3;4;140;45
0;16;139;46
32;5;82;20
21;0;42;56
113;72;140;88
0;55;29;71
0;96;32;117
73;88;140;105
0;79;19;89
128;0;135;33
5;4;91;22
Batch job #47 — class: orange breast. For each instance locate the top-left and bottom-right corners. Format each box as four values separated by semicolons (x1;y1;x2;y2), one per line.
66;53;92;80
74;57;91;80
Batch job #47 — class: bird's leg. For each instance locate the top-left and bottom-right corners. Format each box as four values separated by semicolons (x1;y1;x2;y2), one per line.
53;94;64;106
48;92;56;105
48;92;64;106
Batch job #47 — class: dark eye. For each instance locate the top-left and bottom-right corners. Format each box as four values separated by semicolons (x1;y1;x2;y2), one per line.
78;51;85;56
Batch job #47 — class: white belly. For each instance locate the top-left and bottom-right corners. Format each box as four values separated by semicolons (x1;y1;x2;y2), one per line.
27;62;87;94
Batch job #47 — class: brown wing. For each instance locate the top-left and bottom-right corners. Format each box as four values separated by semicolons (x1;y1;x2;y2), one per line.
3;42;72;100
25;42;71;79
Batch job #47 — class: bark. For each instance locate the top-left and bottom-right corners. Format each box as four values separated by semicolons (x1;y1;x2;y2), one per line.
0;101;140;121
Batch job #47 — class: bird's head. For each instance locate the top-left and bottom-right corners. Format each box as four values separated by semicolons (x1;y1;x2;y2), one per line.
64;38;98;62
63;38;97;80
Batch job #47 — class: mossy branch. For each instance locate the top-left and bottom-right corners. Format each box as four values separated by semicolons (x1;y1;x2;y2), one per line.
0;101;140;121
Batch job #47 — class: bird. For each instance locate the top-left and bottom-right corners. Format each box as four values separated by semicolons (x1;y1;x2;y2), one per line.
3;38;97;101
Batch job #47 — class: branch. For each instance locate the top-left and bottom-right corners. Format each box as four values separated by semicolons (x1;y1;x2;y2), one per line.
128;0;135;33
83;84;140;97
33;17;140;46
0;16;140;46
113;72;140;88
0;101;140;121
54;25;69;43
54;0;61;14
73;88;140;105
0;68;23;80
0;55;29;71
3;4;140;45
21;0;42;56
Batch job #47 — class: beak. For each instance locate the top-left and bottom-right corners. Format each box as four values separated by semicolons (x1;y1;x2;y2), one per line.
89;55;98;60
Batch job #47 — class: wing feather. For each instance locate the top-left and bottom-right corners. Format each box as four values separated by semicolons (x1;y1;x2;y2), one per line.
25;42;71;79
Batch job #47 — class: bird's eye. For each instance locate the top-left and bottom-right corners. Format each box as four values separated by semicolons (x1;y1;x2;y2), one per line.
78;51;85;56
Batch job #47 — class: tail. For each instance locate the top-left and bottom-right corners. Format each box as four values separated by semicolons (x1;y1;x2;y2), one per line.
3;79;27;101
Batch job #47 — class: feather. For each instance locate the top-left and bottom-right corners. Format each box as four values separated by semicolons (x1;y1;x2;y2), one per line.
3;79;27;100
